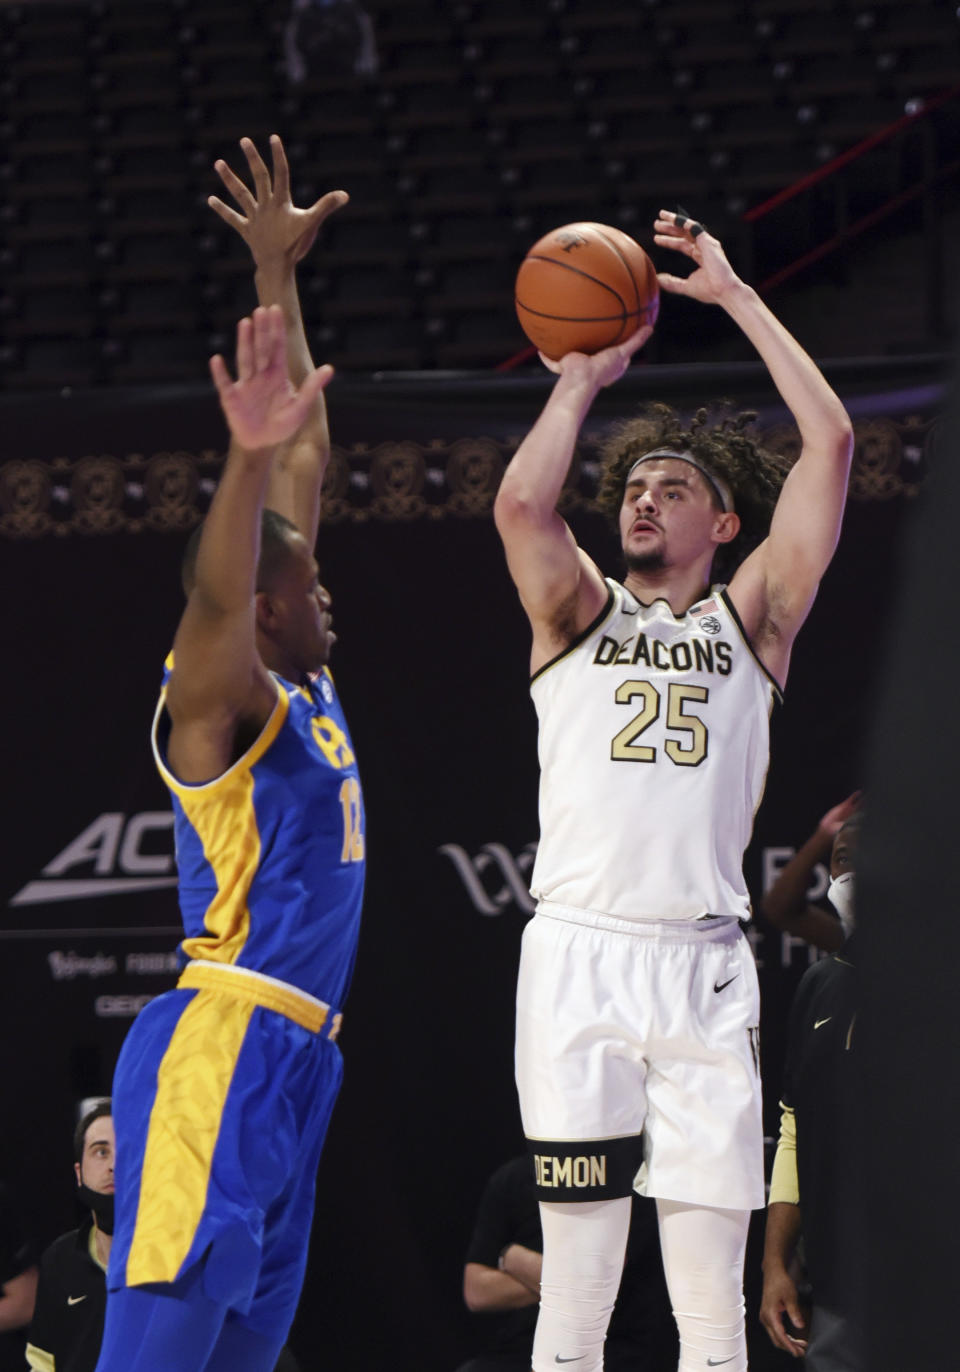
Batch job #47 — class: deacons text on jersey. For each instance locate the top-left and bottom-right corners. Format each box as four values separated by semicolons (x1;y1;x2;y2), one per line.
529;579;781;923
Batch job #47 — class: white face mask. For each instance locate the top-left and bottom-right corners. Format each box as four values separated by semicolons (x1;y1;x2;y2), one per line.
828;871;855;938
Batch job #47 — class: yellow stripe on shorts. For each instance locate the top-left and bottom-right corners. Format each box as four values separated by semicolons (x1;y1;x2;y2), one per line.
126;989;254;1286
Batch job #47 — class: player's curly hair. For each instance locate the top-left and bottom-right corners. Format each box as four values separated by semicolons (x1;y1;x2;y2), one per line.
595;403;793;581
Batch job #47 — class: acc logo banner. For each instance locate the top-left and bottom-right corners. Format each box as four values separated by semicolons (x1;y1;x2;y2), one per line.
10;812;177;908
438;841;537;915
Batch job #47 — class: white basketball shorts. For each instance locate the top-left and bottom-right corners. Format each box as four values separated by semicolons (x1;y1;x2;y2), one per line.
515;903;764;1211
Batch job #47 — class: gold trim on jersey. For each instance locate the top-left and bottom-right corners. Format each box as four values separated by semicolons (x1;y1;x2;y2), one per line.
717;588;784;703
150;683;291;966
126;988;254;1286
177;960;340;1037
151;679;289;800
530;586;617;685
25;1347;55;1372
87;1222;107;1273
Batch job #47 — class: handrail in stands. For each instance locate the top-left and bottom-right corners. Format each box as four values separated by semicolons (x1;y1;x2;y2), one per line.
743;83;960;226
496;84;960;371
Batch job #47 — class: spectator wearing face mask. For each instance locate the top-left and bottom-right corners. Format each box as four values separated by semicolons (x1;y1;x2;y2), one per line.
760;792;861;952
25;1104;304;1372
759;810;862;1370
26;1102;114;1372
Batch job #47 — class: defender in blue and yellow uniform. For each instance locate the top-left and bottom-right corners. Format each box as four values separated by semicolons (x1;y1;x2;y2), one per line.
97;144;363;1372
107;661;363;1314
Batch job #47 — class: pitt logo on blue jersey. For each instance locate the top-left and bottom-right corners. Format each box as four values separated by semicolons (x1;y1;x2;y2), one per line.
151;660;365;1009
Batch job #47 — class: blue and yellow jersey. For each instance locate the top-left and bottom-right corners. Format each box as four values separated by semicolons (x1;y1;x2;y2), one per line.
151;660;365;1008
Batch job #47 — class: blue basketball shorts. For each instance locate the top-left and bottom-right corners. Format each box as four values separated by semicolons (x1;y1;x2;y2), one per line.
105;962;343;1343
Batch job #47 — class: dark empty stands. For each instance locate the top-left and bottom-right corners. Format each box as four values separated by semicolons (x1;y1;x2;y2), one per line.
0;0;957;381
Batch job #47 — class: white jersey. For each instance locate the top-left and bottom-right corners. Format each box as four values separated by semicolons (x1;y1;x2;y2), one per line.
529;579;780;923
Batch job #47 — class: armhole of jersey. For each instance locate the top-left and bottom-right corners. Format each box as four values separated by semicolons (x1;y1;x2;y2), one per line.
151;678;290;799
718;587;784;704
530;584;617;685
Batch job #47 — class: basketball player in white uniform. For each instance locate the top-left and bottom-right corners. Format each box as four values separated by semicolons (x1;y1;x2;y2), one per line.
493;210;854;1372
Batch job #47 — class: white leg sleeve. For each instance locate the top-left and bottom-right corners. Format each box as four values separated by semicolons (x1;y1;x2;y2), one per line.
656;1199;750;1372
532;1197;632;1372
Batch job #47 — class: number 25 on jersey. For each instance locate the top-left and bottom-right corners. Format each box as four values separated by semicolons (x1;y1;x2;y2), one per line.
611;680;709;766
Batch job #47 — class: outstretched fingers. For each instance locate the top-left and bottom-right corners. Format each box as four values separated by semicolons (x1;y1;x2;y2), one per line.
213;158;256;216
207;195;248;233
269;133;291;204
654;229;698;258
208;352;233;398
283;364;336;433
306;188;350;229
300;364;335;406
656;272;695;296
621;322;654;357
240;136;272;201
235;314;255;382
253;305;287;376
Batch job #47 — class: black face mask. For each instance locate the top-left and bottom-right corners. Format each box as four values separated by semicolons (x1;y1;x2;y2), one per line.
77;1185;114;1237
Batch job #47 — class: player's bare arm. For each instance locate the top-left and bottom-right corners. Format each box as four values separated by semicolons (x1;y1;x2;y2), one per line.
760;1201;808;1357
209;133;348;548
655;210;853;685
165;306;333;784
494;327;651;674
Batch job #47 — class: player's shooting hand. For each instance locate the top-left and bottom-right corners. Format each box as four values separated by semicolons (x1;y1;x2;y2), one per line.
210;306;333;452
817;790;862;838
759;1268;809;1357
539;324;653;387
208;134;348;269
654;209;742;306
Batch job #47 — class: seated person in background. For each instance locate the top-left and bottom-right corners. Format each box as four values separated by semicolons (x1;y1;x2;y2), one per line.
27;1101;114;1372
26;1103;302;1372
0;1180;37;1372
760;791;860;953
759;811;861;1369
457;1155;678;1372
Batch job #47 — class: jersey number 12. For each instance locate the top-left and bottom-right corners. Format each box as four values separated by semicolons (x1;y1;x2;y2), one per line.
338;777;365;862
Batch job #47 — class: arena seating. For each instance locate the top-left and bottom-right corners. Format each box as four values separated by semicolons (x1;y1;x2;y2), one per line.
0;0;956;385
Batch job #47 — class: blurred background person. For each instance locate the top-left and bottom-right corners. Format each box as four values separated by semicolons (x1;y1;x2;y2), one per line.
760;791;860;954
760;812;861;1369
284;0;378;83
0;1180;37;1372
26;1101;302;1372
26;1101;114;1372
458;1154;678;1372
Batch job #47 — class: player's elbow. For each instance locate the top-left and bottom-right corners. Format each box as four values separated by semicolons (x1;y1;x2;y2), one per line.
826;411;854;463
494;485;550;539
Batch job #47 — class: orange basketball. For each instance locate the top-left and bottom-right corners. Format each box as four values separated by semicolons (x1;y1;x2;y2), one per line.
515;222;659;360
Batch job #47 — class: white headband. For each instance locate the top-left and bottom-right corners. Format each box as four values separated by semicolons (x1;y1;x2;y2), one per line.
626;449;734;513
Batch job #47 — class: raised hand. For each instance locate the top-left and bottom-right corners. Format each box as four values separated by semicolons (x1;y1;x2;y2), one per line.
209;306;333;452
817;790;862;838
653;208;741;305
538;324;653;387
208;134;348;268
